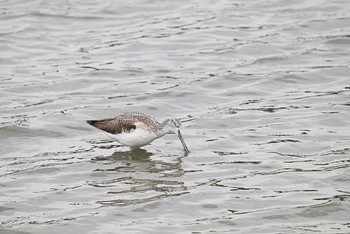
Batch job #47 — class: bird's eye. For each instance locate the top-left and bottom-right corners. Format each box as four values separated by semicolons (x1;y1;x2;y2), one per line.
131;125;136;130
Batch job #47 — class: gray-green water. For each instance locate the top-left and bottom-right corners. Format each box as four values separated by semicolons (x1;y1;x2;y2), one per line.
1;0;350;233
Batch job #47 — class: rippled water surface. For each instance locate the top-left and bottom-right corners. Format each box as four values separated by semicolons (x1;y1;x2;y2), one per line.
1;0;350;233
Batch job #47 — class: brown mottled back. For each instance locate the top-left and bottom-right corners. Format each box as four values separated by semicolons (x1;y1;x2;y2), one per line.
86;112;161;134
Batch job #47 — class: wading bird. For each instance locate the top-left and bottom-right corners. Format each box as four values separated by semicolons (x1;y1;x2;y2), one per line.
87;112;190;153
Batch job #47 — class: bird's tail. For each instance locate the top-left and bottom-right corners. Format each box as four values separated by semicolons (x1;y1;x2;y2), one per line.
86;118;118;134
86;119;109;131
86;120;98;126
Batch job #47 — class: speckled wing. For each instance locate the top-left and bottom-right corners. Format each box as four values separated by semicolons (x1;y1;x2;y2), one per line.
86;112;161;134
86;117;137;134
121;112;161;132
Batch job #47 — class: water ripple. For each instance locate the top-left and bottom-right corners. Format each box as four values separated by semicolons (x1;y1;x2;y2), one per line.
1;0;350;233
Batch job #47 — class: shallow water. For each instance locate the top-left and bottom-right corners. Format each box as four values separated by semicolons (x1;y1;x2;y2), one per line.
1;0;350;233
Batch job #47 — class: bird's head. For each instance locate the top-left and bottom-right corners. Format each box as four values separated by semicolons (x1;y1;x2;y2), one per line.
161;118;190;154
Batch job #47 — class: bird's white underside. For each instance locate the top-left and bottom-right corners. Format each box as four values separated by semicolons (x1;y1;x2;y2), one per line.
105;128;160;148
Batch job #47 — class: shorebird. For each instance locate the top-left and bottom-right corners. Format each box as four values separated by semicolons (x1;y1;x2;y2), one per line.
86;112;190;153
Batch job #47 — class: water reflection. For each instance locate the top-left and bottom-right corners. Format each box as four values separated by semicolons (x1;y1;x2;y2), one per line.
1;0;350;231
89;149;187;207
92;148;154;162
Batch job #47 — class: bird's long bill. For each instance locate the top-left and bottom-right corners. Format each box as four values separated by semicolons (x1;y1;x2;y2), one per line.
177;130;190;154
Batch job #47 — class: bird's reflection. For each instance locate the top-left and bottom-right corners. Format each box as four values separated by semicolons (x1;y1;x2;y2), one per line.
89;148;187;207
111;148;154;161
90;149;155;172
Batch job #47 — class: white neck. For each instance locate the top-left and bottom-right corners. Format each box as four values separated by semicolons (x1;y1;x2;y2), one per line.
156;125;173;138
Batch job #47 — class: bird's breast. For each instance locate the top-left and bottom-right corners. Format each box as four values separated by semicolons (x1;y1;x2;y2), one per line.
111;128;158;148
